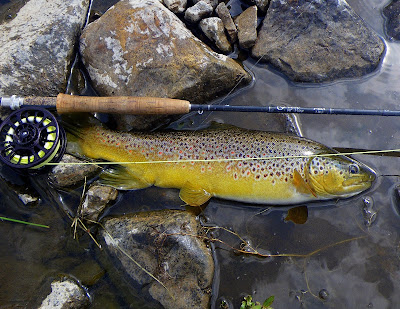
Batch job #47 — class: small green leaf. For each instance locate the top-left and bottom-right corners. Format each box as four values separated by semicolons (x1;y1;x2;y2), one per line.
262;295;274;307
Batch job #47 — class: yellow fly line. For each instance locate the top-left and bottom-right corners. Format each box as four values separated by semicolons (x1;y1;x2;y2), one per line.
44;148;400;166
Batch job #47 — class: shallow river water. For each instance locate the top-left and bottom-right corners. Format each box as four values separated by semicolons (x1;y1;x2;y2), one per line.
1;0;400;308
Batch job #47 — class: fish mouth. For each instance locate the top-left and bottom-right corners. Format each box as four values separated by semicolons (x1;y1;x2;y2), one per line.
342;170;376;188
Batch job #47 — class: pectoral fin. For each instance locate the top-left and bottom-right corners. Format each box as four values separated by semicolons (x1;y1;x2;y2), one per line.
293;169;317;198
179;182;212;206
100;166;151;190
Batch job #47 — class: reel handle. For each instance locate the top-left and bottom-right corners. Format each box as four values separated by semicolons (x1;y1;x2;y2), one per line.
56;94;191;115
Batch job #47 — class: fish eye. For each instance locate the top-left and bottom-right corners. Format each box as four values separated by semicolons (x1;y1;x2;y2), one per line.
348;164;360;174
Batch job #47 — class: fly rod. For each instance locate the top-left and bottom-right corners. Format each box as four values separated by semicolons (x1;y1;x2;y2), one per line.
1;93;400;116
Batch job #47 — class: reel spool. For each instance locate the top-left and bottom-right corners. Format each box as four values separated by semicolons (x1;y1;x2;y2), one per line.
0;107;66;171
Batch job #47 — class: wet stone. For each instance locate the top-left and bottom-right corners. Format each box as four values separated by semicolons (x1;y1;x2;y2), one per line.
38;277;90;309
100;210;214;309
18;193;39;205
48;154;101;188
200;17;232;54
80;182;118;222
215;2;238;43
318;288;329;301
252;0;385;83
184;1;213;23
383;0;400;40
0;0;89;97
235;5;258;49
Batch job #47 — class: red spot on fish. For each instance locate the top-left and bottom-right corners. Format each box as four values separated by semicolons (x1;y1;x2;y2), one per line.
159;151;163;155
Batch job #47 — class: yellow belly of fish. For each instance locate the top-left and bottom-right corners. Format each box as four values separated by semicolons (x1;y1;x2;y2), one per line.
145;161;307;205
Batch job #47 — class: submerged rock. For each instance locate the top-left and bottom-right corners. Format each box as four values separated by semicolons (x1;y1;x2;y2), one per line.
100;210;214;309
81;182;118;222
0;0;89;97
252;0;385;83
80;0;251;129
48;154;101;188
38;277;90;309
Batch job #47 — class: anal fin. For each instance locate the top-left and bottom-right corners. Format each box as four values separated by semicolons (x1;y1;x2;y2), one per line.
179;182;212;206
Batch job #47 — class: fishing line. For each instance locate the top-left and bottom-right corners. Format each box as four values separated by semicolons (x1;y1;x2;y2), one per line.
43;148;400;166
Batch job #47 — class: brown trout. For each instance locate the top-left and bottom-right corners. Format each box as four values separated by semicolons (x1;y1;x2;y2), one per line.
69;124;375;206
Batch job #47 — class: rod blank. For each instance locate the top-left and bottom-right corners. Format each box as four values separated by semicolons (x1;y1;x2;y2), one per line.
189;104;400;116
1;94;400;116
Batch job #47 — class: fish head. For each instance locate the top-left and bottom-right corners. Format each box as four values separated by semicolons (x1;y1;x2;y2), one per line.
306;154;376;199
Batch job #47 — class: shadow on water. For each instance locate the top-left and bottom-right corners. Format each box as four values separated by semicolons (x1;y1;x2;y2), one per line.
2;0;400;308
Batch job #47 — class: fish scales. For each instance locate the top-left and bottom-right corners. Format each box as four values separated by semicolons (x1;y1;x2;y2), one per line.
74;125;375;206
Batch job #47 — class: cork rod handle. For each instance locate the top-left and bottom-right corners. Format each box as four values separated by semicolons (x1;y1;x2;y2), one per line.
55;94;191;115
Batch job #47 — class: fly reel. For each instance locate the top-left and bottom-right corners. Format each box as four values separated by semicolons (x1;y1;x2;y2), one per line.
0;107;66;171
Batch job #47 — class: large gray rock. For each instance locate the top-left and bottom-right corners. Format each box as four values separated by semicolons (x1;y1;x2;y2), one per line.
252;0;385;83
80;0;251;129
0;0;89;96
101;210;214;309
